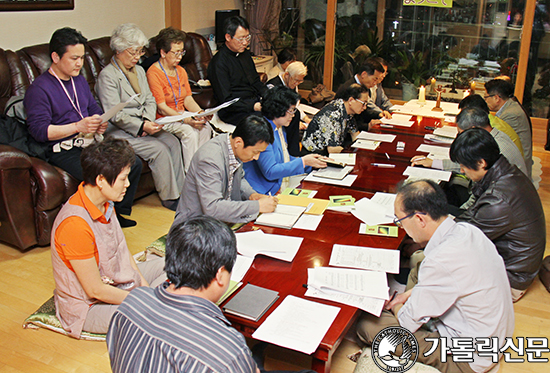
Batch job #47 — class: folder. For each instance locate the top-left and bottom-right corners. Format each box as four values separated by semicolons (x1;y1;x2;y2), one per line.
276;194;330;215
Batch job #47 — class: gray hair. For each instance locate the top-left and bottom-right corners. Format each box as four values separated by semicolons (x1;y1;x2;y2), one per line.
286;61;307;77
110;23;148;53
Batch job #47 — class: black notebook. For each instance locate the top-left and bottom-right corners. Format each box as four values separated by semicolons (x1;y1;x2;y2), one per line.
223;283;279;321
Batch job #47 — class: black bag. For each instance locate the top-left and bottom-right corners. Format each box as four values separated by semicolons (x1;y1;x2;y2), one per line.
540;256;550;293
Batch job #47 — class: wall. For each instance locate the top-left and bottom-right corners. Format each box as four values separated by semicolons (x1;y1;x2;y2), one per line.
181;0;243;40
0;0;164;50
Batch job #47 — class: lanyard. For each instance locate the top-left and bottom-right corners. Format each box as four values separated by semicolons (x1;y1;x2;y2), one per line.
158;61;181;110
49;67;84;120
112;57;136;92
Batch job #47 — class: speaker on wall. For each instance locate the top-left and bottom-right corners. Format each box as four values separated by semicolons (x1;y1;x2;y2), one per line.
215;9;240;45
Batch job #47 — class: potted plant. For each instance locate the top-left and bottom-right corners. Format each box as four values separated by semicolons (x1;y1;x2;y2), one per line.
396;50;429;100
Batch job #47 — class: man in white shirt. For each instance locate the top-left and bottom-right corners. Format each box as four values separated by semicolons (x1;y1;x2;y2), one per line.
356;180;514;373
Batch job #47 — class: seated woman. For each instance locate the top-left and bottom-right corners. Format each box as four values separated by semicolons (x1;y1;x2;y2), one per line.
243;86;327;195
51;138;166;338
96;23;184;211
146;27;212;172
301;83;367;155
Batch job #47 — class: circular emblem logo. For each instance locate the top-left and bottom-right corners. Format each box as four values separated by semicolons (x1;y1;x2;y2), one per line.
371;326;419;372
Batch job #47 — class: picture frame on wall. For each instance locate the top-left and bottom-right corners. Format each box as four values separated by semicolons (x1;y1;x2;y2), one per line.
0;0;74;12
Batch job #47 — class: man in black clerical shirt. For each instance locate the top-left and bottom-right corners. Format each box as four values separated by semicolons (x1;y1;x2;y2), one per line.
208;16;267;125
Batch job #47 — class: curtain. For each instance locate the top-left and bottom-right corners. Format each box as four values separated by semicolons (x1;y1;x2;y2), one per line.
245;0;281;56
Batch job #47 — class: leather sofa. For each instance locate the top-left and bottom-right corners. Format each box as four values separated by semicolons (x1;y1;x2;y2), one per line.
0;32;214;251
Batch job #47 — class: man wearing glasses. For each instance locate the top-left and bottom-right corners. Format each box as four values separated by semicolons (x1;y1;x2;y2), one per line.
336;58;385;131
208;16;267;126
357;180;514;373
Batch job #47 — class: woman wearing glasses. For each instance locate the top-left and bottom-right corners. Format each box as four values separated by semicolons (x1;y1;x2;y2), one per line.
146;27;212;172
301;83;368;155
243;87;327;195
96;23;185;211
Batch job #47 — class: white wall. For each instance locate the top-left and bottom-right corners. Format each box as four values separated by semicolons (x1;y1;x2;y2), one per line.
181;0;243;39
0;0;164;50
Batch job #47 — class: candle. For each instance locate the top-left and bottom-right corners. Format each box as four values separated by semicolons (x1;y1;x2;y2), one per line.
430;78;436;92
470;81;476;91
419;85;426;103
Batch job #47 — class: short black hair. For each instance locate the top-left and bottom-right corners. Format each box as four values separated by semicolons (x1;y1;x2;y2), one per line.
261;86;300;120
372;56;388;68
232;115;274;147
165;216;237;290
356;58;384;76
450;128;500;170
156;27;187;54
335;83;368;101
456;107;491;131
277;48;296;65
485;79;514;100
458;94;490;114
81;138;135;186
49;27;87;58
224;16;249;38
397;180;448;221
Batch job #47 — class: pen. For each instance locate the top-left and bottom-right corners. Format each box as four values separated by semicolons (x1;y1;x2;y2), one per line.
413;157;427;161
385;153;390;160
380;124;394;128
371;163;396;168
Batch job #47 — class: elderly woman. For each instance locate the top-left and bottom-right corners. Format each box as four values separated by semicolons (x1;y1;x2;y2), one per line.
146;27;212;171
96;23;184;210
301;83;367;155
243;86;327;195
51;138;166;338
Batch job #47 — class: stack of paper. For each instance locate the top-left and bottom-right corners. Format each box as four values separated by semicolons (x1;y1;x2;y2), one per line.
403;166;452;182
328;153;356;166
329;244;400;274
313;165;354;180
357;132;397;143
252;295;340;354
433;126;458;138
231;255;254;282
235;230;303;262
351;193;396;226
352;139;380;150
305;267;388;316
156;98;239;124
416;144;450;160
304;170;358;187
276;194;329;215
424;134;454;144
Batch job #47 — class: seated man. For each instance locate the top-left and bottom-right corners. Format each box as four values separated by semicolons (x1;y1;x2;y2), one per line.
335;58;385;131
412;107;527;177
368;57;393;120
266;61;309;157
357;180;514;373
484;78;533;178
471;36;497;60
451;128;545;301
24;27;141;227
267;47;296;80
459;94;523;154
172;115;277;227
208;16;267;125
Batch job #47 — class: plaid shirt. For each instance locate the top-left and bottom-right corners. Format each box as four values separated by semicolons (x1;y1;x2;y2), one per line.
227;135;241;199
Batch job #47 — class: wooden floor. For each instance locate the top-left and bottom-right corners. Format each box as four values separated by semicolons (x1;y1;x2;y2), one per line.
1;124;549;372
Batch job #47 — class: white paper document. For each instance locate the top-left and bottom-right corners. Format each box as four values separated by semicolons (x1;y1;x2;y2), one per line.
252;295;340;355
255;204;306;229
380;117;415;127
293;214;323;231
155;98;240;124
313;165;354;180
100;94;139;123
329;244;400;274
235;230;303;262
328;153;356;165
390;113;413;122
424;134;454;145
298;103;319;116
403;166;452;182
357;132;397;143
307;267;389;300
416;144;450;159
433;126;458;138
304;172;357;187
351;197;394;226
352;140;380;150
305;282;385;317
231;255;254;282
370;192;397;208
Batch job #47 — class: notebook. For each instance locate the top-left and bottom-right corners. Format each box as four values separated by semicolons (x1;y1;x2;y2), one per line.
223;284;279;321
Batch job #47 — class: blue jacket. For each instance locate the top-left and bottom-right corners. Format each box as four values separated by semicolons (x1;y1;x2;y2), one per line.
243;119;311;195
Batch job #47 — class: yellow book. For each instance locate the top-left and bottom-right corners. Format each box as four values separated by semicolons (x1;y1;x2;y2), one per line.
276;194;329;215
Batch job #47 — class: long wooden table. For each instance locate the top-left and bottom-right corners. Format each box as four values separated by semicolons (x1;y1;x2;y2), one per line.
222;116;447;372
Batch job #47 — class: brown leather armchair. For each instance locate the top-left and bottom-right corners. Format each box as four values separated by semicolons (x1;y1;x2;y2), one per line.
0;32;214;251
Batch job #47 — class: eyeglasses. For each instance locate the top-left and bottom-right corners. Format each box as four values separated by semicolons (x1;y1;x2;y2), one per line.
484;94;495;99
168;50;186;58
126;48;146;58
289;75;304;85
286;107;297;115
355;98;368;108
234;35;252;44
393;212;426;228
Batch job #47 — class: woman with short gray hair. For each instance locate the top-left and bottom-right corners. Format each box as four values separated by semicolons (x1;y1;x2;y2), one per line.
96;23;185;211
